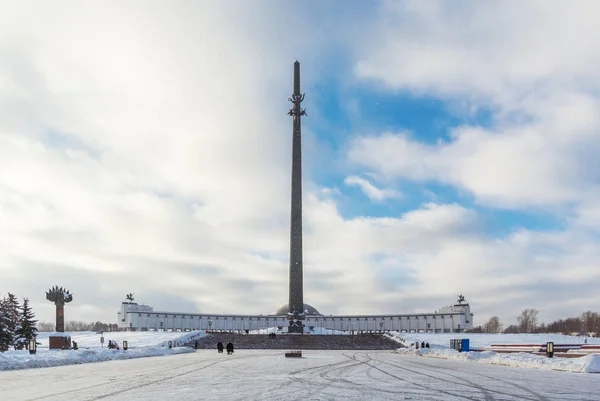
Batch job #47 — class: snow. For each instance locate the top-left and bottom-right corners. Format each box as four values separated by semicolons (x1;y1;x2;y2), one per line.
392;347;600;373
389;332;600;349
4;330;600;376
0;330;206;371
387;332;600;373
2;350;600;400
35;330;206;349
0;346;195;371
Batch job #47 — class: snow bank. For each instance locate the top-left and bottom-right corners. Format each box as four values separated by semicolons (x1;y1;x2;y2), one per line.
387;332;600;349
36;330;207;349
393;347;600;374
0;347;195;371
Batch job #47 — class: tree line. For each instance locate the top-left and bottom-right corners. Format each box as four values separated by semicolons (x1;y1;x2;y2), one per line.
37;320;119;332
0;293;38;352
470;309;600;335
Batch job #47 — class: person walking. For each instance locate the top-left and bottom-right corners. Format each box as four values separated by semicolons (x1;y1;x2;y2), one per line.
226;341;234;355
217;341;224;353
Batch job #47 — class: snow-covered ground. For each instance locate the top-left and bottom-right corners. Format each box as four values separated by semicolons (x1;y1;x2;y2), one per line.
4;330;600;374
389;332;600;349
0;330;206;371
387;332;600;373
0;346;195;371
2;350;599;400
393;346;600;374
35;329;206;349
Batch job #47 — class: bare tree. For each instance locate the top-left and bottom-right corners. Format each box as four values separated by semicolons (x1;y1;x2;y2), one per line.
503;324;519;334
581;311;600;334
37;321;56;332
483;316;502;333
517;308;539;333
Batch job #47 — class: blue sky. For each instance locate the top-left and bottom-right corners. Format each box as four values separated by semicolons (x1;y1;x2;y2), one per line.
307;77;565;236
2;1;600;327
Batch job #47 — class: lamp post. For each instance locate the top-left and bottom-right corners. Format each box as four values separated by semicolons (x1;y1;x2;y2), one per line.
208;319;212;333
546;342;554;358
29;339;37;355
379;321;384;333
160;321;163;332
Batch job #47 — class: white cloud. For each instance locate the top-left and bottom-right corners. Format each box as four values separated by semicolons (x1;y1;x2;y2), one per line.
356;1;600;106
349;1;600;210
347;122;595;208
344;175;401;201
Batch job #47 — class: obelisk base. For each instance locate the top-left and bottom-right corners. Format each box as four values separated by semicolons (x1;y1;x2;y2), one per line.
288;318;304;334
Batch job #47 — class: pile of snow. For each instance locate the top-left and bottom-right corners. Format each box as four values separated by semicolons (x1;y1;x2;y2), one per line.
0;347;195;371
36;330;206;349
394;347;600;374
0;330;207;371
387;332;600;349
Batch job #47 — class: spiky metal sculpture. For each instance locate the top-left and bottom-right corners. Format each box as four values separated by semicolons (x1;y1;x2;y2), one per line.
45;286;73;332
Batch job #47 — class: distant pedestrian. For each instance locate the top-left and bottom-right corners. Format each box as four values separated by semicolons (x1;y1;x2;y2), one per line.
416;342;419;349
226;341;234;355
194;340;198;350
421;341;425;349
426;342;430;348
217;341;224;353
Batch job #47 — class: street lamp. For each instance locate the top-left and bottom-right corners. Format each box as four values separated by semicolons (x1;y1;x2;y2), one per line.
208;320;212;332
160;322;163;331
379;321;384;333
29;339;37;355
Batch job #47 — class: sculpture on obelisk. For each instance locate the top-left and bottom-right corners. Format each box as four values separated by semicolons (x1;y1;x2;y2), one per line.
45;286;73;332
287;61;307;333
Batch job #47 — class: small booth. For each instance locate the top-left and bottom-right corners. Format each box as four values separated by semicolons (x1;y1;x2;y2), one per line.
450;338;470;352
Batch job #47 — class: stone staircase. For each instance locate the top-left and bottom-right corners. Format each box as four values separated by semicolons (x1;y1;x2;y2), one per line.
187;333;401;350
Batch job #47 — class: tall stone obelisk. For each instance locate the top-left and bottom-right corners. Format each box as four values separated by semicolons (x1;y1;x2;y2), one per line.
287;61;307;333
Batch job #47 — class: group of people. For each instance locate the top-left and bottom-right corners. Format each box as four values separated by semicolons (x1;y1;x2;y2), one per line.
415;341;430;349
217;341;234;355
268;332;277;339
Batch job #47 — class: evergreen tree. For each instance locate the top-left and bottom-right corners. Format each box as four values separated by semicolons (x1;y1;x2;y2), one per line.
4;293;20;349
15;298;38;350
0;295;11;352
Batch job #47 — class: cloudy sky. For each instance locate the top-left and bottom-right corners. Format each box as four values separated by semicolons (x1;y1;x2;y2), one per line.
2;0;600;327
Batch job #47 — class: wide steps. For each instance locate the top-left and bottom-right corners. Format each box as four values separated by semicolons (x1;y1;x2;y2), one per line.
188;334;400;350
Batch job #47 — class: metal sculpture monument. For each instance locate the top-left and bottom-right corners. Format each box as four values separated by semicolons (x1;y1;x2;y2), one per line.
45;286;73;332
287;61;307;333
